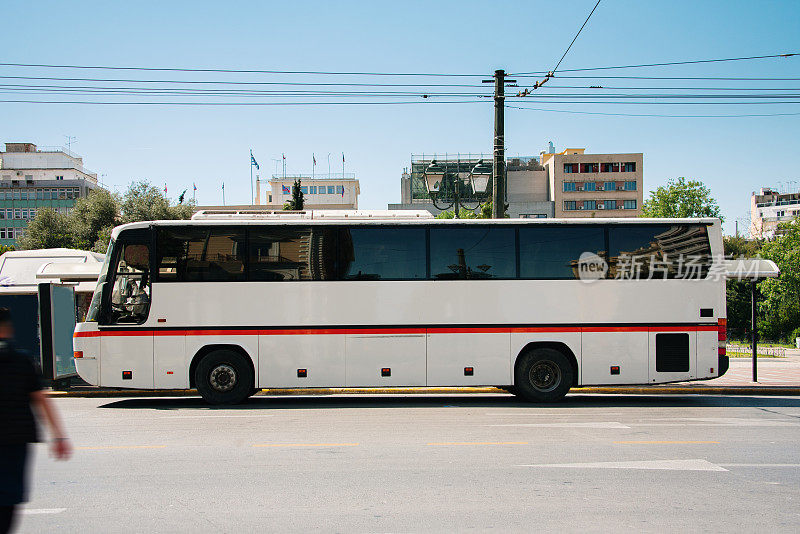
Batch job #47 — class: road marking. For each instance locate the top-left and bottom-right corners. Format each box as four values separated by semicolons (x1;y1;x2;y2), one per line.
77;445;166;450
20;508;66;515
490;422;630;429
614;441;720;444
638;418;798;427
719;463;800;468
427;441;529;446
161;414;276;419
518;459;728;471
253;443;359;448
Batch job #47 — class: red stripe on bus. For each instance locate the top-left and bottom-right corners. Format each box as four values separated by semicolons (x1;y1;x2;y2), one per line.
75;324;719;338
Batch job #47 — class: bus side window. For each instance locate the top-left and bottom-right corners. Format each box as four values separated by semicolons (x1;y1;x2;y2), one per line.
109;243;151;324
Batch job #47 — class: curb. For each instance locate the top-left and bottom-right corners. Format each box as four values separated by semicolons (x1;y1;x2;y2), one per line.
45;386;800;398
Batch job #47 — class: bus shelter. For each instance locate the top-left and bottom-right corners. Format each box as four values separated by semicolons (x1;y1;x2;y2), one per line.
725;258;780;382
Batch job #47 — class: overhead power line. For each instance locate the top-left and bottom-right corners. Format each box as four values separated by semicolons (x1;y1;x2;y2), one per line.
552;0;602;73
0;99;487;106
0;62;483;78
506;105;800;118
0;75;487;88
513;52;798;75
518;75;800;80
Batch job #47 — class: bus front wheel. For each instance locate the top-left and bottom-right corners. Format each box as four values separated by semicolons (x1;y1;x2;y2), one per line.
195;350;254;405
514;348;573;403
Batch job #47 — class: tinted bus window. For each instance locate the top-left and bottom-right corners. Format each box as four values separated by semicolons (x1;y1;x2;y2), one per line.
339;227;426;280
608;224;711;279
430;226;516;280
519;226;605;279
157;227;246;282
249;226;336;281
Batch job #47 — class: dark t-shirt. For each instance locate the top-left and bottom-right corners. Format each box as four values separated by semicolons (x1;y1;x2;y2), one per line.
0;340;43;444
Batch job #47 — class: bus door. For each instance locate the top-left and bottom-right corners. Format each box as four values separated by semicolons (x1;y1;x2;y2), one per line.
648;328;697;383
98;229;154;389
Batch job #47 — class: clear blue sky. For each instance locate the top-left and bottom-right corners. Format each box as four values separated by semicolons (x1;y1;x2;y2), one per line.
2;0;798;234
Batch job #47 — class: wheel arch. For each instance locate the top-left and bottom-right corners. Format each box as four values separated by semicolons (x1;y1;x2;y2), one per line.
514;341;579;387
189;344;256;388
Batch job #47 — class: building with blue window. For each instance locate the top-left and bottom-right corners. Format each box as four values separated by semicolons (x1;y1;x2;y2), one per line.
0;142;104;247
543;147;643;218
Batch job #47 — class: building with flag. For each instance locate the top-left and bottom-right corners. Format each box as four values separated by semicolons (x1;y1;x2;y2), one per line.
265;175;360;210
194;174;360;214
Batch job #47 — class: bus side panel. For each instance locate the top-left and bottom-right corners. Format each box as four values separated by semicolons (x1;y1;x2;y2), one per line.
648;329;697;383
345;334;426;387
73;323;99;386
426;333;510;386
99;333;153;388
580;331;649;385
154;334;187;388
259;334;345;388
696;329;718;379
510;332;581;385
185;334;259;386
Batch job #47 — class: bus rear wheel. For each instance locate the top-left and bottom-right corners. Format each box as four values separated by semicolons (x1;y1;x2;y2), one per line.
514;348;573;403
195;350;254;405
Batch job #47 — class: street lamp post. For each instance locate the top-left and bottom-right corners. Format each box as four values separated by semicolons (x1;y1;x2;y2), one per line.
423;159;492;218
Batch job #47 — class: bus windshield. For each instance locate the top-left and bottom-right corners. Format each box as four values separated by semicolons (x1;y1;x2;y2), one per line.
85;238;114;322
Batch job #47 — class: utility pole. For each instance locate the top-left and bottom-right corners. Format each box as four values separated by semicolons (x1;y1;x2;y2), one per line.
483;70;515;218
492;70;504;219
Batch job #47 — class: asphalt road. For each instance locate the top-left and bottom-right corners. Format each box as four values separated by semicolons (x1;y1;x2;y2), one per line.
18;394;800;533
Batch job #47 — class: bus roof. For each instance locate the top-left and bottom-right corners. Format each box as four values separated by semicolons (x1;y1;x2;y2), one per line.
109;213;721;240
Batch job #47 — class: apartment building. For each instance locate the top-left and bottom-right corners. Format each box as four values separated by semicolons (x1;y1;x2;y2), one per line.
541;148;643;218
751;187;800;238
0;142;103;247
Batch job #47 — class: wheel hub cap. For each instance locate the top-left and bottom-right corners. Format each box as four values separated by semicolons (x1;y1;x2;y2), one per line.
210;364;237;392
529;360;561;392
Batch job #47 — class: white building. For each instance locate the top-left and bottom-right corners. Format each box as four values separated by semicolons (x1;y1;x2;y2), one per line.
751;187;800;238
0;142;103;246
264;175;360;210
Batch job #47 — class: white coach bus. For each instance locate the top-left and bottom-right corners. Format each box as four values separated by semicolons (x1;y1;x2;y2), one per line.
73;210;728;404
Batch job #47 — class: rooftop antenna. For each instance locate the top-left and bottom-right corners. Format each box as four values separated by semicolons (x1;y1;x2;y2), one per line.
64;135;77;153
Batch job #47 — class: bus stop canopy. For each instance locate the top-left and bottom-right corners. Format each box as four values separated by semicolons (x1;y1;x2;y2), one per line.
725;258;780;281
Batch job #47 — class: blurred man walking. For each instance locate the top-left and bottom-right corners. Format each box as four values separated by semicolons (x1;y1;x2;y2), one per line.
0;308;71;533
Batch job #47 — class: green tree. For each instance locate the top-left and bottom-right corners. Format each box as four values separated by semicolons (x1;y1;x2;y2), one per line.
0;245;14;256
20;181;195;252
68;188;120;251
757;219;800;341
641;177;724;220
435;207;479;219
17;208;73;250
283;178;304;210
120;181;196;223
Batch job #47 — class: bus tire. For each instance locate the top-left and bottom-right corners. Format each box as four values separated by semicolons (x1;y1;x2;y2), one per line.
514;348;573;403
195;350;254;405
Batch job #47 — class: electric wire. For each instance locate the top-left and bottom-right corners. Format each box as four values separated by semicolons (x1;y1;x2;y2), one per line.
506;104;800;118
514;52;798;75
0;99;487;106
0;62;485;77
551;0;602;73
0;75;488;88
